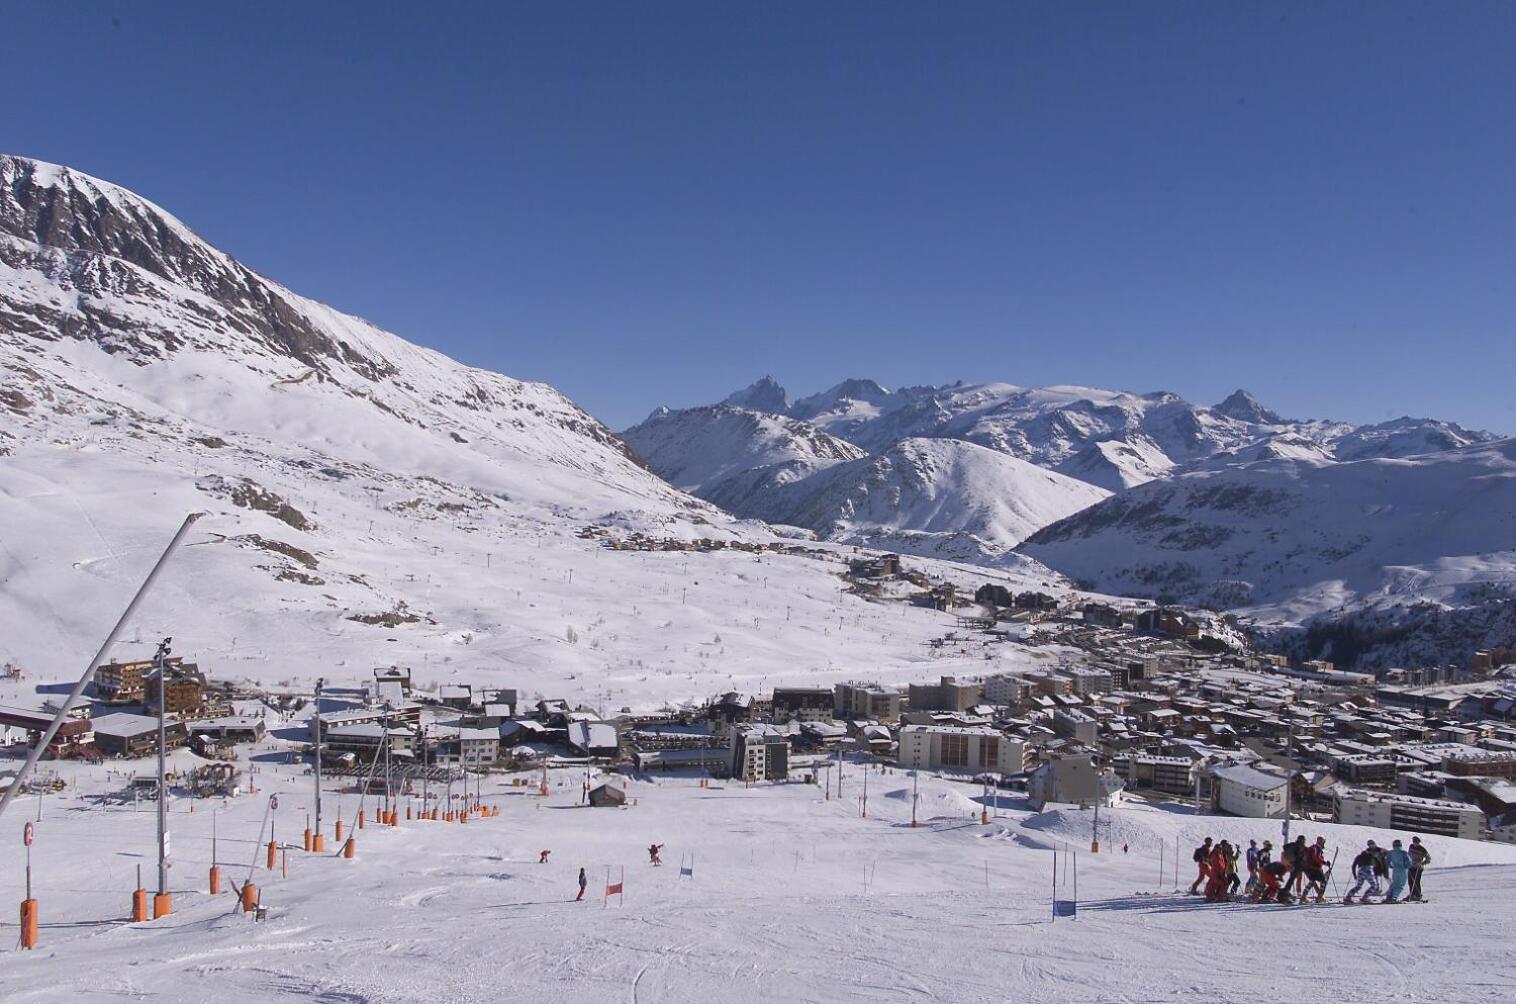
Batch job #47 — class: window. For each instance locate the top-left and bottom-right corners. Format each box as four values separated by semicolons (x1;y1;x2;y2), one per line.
978;737;999;769
941;733;968;767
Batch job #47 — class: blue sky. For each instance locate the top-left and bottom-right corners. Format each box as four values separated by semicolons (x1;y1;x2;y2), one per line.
6;2;1514;432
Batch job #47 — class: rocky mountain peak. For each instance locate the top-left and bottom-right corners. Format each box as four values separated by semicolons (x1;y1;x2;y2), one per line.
1214;389;1283;425
722;375;790;414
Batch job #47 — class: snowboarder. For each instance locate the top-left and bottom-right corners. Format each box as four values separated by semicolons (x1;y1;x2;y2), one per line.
648;843;663;866
1384;839;1413;903
1344;841;1383;903
1408;836;1430;902
539;849;551;864
575;867;587;902
1188;837;1213;894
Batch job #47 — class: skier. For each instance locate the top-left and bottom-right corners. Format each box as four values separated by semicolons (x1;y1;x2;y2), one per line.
1344;841;1383;903
1256;859;1291;904
1283;835;1309;898
648;843;663;866
1407;836;1431;902
1223;840;1241;896
1243;839;1261;896
1302;836;1330;904
575;867;587;902
1384;839;1413;903
1204;841;1232;902
539;849;551;864
1188;837;1214;895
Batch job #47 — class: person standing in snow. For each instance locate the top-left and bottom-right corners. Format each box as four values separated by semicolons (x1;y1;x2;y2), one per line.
1223;840;1241;896
1344;841;1383;903
1301;836;1330;904
1244;839;1261;896
1256;859;1291;904
1283;835;1309;898
1204;841;1232;902
648;843;663;866
1384;839;1413;903
575;867;588;902
1407;836;1430;901
1188;837;1213;895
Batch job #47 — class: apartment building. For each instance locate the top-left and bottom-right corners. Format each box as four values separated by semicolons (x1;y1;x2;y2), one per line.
1333;788;1485;840
897;724;1023;774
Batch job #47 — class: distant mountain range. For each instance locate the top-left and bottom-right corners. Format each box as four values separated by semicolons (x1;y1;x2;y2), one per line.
625;376;1516;663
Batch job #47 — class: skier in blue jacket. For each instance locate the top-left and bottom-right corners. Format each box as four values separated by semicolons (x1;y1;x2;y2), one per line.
1384;839;1413;903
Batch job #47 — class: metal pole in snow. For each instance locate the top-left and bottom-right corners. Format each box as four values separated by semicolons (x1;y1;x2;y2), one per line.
155;638;170;897
313;678;324;836
0;512;205;822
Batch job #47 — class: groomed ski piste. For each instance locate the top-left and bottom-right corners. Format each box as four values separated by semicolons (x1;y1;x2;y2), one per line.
4;752;1515;1003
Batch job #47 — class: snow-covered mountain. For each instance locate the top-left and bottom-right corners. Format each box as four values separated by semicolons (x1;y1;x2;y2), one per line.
631;375;1507;584
732;437;1108;562
3;155;1063;699
622;406;1108;562
0;155;698;518
1020;439;1516;640
623;403;866;498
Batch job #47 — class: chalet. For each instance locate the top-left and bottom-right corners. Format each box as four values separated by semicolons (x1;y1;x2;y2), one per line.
438;685;474;710
373;666;413;695
588;783;627;808
708;692;754;726
567;721;620;760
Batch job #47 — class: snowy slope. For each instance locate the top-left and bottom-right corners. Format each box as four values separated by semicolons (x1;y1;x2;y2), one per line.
1021;439;1516;623
4;759;1514;1004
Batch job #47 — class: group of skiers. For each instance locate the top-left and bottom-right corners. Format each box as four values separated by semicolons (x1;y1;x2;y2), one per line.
1188;832;1431;905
